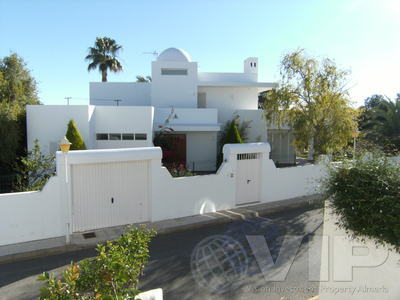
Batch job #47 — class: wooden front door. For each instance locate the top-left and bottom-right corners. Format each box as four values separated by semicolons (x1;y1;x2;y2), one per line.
155;133;187;167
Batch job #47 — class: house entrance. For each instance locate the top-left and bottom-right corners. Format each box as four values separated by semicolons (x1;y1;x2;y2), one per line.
154;133;187;168
236;153;261;205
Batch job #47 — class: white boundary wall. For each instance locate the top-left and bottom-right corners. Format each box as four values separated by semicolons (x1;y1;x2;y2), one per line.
0;177;65;246
0;143;326;249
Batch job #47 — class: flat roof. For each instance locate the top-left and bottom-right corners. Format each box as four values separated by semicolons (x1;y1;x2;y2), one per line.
197;81;276;88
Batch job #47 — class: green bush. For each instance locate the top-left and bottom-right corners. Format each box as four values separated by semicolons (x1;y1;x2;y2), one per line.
322;153;400;251
38;225;156;299
66;119;87;150
217;119;244;167
13;140;55;192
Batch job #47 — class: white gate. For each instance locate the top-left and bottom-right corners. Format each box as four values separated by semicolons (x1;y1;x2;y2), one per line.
71;160;149;232
236;153;261;205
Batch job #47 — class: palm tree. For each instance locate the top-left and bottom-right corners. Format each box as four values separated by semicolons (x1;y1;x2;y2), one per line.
85;37;123;82
136;75;152;82
367;95;400;150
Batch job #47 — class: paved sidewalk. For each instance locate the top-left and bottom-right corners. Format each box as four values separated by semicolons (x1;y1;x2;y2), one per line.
0;195;322;264
319;203;400;300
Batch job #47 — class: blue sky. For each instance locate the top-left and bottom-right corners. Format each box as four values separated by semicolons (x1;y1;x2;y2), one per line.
1;0;399;106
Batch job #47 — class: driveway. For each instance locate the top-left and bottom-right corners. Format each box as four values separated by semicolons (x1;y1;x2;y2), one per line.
0;205;323;300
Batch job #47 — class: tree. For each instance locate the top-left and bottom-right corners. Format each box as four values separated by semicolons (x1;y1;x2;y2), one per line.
13;140;55;192
66;120;87;150
223;120;244;145
261;49;358;160
358;94;387;131
136;75;152;82
85;37;123;82
361;95;400;151
217;119;243;166
0;53;40;106
0;53;40;173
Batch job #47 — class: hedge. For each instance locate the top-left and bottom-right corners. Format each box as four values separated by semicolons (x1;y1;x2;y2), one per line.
322;153;400;252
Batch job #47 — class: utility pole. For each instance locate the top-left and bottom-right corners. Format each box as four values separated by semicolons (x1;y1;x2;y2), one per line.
143;51;159;58
64;97;72;105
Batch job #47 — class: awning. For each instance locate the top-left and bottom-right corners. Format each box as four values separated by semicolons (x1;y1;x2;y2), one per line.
155;123;221;132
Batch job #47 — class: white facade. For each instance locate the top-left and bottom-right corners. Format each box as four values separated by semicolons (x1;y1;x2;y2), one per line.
27;47;294;169
27;105;154;152
0;143;325;250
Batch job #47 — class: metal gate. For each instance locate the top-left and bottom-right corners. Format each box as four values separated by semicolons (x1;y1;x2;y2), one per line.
71;160;149;232
236;153;261;205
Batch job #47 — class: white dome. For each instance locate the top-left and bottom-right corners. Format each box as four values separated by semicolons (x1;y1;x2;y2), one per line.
157;48;192;62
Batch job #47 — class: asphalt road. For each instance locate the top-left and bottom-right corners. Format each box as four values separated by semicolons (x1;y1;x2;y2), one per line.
0;205;324;300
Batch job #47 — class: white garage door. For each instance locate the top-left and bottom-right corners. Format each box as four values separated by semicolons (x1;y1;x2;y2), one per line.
71;160;149;232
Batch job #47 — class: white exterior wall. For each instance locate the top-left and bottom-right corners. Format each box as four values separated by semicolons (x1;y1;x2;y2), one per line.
90;82;151;106
150;159;236;222
262;160;325;202
27;105;92;154
26;105;154;153
186;132;218;171
0;144;325;251
198;72;257;82
154;108;218;127
197;86;259;110
0;176;65;246
218;109;268;142
151;61;198;108
94;106;154;149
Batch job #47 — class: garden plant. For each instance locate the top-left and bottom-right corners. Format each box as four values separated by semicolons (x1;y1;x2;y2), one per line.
322;152;400;252
38;225;156;299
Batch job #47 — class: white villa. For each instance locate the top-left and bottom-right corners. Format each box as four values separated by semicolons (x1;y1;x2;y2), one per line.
27;47;295;170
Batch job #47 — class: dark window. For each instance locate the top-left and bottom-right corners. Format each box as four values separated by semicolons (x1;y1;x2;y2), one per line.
135;133;147;140
250;62;253;67
122;133;134;140
109;133;121;140
254;62;256;67
161;69;188;75
96;133;108;140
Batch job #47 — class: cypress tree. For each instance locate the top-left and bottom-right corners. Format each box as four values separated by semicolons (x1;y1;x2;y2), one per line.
65;119;87;150
223;120;243;144
217;120;243;167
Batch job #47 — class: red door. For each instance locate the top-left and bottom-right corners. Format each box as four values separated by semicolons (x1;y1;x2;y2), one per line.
154;133;186;167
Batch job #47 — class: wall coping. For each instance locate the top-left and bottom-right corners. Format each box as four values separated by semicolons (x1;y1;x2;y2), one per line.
222;142;270;156
56;147;162;165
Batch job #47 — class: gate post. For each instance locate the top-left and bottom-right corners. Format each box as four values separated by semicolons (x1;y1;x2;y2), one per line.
56;151;73;244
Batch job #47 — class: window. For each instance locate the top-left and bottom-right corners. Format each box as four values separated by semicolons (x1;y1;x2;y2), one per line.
254;62;256;67
237;153;261;160
97;133;147;141
109;133;121;140
250;62;253;67
161;68;188;75
135;133;147;140
122;133;134;140
96;133;108;140
197;92;206;108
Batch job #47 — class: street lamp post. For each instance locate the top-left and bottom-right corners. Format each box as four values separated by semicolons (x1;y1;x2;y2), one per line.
59;136;72;244
59;136;71;183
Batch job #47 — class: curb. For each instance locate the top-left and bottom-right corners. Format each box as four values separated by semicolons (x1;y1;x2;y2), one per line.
0;195;323;264
152;194;323;235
